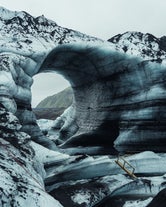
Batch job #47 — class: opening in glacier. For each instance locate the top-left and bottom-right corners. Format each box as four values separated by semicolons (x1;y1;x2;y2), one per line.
33;43;121;154
31;73;70;108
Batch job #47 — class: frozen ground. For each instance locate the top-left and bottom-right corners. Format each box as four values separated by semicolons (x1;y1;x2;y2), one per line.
35;120;166;206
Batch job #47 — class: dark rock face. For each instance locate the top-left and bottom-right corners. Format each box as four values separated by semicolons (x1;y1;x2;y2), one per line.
147;188;166;207
159;36;166;52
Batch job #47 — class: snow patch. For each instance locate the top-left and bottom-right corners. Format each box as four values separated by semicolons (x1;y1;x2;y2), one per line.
123;198;152;207
72;191;91;205
37;119;54;131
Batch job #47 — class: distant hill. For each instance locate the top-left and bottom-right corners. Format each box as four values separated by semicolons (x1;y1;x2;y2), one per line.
36;87;73;108
33;87;73;119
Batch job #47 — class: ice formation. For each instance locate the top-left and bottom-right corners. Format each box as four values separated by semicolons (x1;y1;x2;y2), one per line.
0;7;166;207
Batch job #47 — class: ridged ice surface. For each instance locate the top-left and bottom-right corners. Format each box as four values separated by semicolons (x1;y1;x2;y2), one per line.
43;43;166;154
0;6;166;207
0;6;166;153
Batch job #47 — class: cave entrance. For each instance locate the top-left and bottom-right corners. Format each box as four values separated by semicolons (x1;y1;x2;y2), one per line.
30;43;120;154
31;72;71;120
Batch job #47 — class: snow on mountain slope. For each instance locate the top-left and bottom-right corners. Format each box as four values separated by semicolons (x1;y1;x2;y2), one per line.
0;6;99;58
108;31;166;60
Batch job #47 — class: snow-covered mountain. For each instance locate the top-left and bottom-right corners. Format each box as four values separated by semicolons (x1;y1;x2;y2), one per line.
108;31;166;60
0;6;99;57
0;6;166;62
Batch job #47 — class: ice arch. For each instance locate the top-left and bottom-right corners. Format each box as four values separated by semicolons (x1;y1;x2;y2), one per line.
37;42;166;153
39;43;123;152
0;40;166;153
0;7;165;153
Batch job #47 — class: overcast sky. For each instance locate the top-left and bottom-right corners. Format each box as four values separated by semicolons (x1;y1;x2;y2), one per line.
0;0;166;107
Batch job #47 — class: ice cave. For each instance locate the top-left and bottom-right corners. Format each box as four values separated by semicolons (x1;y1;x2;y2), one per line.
0;6;166;207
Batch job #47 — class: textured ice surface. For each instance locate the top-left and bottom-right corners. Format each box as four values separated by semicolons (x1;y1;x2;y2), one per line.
0;106;63;207
123;198;153;207
1;6;166;154
1;6;166;207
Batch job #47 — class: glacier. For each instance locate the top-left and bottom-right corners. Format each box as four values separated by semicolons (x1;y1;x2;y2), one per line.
0;6;166;207
0;7;166;153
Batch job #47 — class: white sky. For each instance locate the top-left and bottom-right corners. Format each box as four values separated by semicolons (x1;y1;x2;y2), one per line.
0;0;166;107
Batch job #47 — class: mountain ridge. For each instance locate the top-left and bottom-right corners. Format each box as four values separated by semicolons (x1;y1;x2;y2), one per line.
33;87;73;119
36;87;73;108
108;31;166;60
